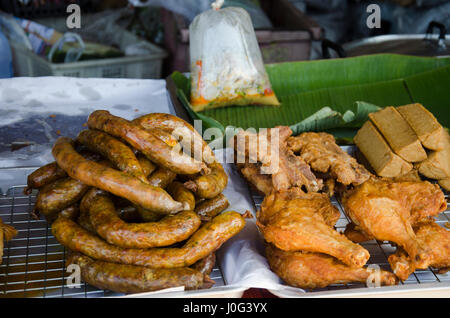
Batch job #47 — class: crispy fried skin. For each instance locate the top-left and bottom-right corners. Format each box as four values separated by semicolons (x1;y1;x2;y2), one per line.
184;162;228;199
194;194;230;222
258;188;369;268
52;137;185;213
132;113;217;165
232;126;322;192
342;178;447;265
287;132;371;186
344;223;374;243
34;177;90;220
88;110;207;174
87;189;201;248
76;130;149;184
67;253;210;294
52;211;245;268
266;245;398;289
238;163;273;196
388;221;450;281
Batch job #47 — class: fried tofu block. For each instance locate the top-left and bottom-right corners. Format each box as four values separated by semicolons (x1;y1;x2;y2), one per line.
418;132;450;180
369;107;427;162
439;178;450;191
397;103;446;151
354;121;412;178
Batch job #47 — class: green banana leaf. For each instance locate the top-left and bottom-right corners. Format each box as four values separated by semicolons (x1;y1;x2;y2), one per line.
171;54;450;138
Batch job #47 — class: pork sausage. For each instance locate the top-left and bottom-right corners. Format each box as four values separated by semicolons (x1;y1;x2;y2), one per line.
76;130;148;183
52;137;185;213
87;110;206;174
184;162;228;199
194;194;229;222
67;253;210;294
87;190;201;248
52;211;245;268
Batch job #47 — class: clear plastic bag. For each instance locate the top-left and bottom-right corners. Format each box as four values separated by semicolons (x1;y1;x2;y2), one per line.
189;6;279;112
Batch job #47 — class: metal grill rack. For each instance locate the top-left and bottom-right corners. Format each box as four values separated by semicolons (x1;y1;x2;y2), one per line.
0;186;224;298
250;182;450;294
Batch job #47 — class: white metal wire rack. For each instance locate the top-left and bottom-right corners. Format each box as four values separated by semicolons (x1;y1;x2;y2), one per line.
249;177;450;294
0;185;225;298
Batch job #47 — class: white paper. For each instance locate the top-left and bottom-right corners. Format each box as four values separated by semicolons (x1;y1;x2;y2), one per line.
215;148;307;295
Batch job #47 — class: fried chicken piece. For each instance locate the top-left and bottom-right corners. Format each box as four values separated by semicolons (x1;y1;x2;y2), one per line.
232;127;322;193
344;223;374;243
342;178;447;265
266;244;398;289
257;188;369;268
287;132;371;186
238;163;273;196
388;221;450;281
0;219;17;264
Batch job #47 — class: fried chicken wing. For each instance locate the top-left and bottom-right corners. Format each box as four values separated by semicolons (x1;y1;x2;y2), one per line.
287;132;371;186
232;127;322;193
388;221;450;281
258;188;369;268
342;178;447;265
266;244;398;289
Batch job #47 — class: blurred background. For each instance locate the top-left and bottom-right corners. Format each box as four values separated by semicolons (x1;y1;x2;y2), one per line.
0;0;449;79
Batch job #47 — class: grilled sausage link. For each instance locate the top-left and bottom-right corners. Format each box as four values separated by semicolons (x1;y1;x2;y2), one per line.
191;253;216;276
194;194;230;222
76;130;148;184
87;190;201;248
52;211;245;268
25;162;67;194
25;151;101;194
132;113;216;164
136;154;156;177
52;137;185;213
184;162;228;199
147;167;177;189
167;181;196;211
67;253;210;294
34;177;90;220
87;110;206;174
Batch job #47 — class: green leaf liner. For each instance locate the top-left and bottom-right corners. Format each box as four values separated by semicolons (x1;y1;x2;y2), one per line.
171;54;450;136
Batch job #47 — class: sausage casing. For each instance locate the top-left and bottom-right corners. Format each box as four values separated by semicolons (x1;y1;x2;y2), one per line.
167;181;196;211
194;193;229;222
35;177;90;219
52;211;245;268
67;253;208;294
136;154;156;177
87;110;206;174
185;162;228;199
88;190;201;248
26;162;67;194
132;113;216;164
25;150;101;194
52;137;185;213
147;167;177;189
76;130;148;183
191;253;216;276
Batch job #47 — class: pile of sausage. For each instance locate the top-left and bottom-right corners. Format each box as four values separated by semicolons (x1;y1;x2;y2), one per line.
26;111;245;294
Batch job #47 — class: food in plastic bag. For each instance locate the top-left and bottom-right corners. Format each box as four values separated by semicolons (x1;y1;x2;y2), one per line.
189;5;279;112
